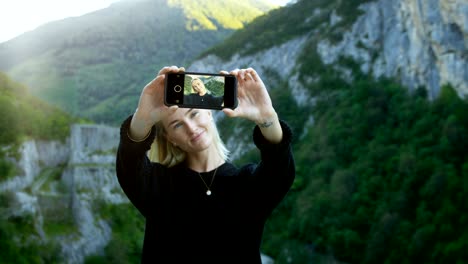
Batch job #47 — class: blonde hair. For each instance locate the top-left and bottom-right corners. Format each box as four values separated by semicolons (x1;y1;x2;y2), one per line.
147;117;230;167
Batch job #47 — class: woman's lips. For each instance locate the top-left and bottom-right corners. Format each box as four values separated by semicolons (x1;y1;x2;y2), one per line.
191;131;205;142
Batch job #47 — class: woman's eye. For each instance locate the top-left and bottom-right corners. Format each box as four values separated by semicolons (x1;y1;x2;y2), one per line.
173;123;182;129
191;111;199;118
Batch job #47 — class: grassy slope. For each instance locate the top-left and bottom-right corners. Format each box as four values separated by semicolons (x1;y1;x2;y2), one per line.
0;72;78;145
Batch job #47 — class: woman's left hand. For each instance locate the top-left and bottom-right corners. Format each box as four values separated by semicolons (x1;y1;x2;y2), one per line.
221;68;277;124
221;68;283;143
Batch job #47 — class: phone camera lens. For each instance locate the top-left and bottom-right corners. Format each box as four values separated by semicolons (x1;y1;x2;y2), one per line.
174;85;182;93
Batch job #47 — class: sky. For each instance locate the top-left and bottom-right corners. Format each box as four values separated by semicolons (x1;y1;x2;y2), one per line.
0;0;292;43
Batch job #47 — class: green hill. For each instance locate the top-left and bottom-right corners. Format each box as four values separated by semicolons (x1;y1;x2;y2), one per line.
202;0;373;60
0;71;78;179
0;72;78;144
0;0;275;125
194;0;468;262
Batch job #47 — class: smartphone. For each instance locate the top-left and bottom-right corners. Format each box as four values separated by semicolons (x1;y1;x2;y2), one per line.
164;71;238;110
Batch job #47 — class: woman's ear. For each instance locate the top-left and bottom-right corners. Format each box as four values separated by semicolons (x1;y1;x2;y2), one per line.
161;129;171;142
166;137;177;147
163;132;176;146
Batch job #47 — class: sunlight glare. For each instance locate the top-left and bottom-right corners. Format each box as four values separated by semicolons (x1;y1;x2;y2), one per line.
0;0;118;43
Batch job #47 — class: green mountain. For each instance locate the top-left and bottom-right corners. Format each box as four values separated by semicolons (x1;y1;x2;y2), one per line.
0;0;275;125
0;71;78;179
190;0;468;262
0;72;78;144
201;0;369;59
2;0;468;263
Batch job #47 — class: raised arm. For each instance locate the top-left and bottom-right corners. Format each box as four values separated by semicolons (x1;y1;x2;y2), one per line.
222;68;283;144
129;66;184;141
116;65;184;216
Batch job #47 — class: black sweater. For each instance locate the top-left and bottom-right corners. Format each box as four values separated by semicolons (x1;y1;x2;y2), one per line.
116;115;295;264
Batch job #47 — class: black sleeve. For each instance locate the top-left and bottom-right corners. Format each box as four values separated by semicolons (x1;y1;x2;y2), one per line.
115;115;157;217
248;120;296;217
214;95;224;107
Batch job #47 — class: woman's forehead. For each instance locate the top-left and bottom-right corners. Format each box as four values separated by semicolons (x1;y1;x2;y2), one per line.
163;108;210;125
164;108;189;122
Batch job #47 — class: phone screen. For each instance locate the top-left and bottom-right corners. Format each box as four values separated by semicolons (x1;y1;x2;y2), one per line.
165;72;237;110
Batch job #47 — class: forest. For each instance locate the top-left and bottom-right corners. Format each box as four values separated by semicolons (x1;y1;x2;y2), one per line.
259;74;468;263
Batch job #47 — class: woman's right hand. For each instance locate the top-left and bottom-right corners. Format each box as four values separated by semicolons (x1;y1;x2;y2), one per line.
129;66;184;141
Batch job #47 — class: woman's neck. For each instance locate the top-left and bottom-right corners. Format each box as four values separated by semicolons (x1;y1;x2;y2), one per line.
185;147;224;172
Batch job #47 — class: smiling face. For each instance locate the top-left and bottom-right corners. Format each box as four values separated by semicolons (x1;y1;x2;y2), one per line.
162;108;214;154
191;78;207;95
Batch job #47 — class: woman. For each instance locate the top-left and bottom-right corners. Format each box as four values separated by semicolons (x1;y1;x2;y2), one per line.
184;77;223;107
116;66;295;263
190;77;208;95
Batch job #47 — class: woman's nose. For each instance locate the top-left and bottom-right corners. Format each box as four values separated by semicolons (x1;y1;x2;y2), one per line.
185;121;197;133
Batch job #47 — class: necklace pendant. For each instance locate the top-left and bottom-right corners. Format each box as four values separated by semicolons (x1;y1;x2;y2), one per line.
198;167;217;197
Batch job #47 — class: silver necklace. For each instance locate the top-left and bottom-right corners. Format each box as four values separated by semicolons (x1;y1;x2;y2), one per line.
197;167;218;196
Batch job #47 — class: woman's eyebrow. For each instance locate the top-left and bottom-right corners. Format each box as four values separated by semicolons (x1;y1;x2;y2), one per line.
168;109;194;126
185;108;194;115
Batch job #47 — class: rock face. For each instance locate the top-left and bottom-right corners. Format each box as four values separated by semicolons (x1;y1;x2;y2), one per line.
190;36;311;106
317;0;467;99
191;0;467;100
59;124;123;263
1;123;124;263
0;140;69;192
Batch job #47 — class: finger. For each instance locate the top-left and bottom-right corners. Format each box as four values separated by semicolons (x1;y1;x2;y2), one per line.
246;68;259;82
158;66;181;76
168;105;179;115
230;69;245;86
160;105;179;119
157;66;173;75
229;69;240;76
167;65;182;74
219;70;229;75
222;108;236;117
144;76;162;91
244;71;254;81
239;69;246;80
152;73;167;87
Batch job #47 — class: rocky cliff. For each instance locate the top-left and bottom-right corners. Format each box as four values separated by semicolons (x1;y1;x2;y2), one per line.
191;0;467;100
317;0;467;99
1;123;123;263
